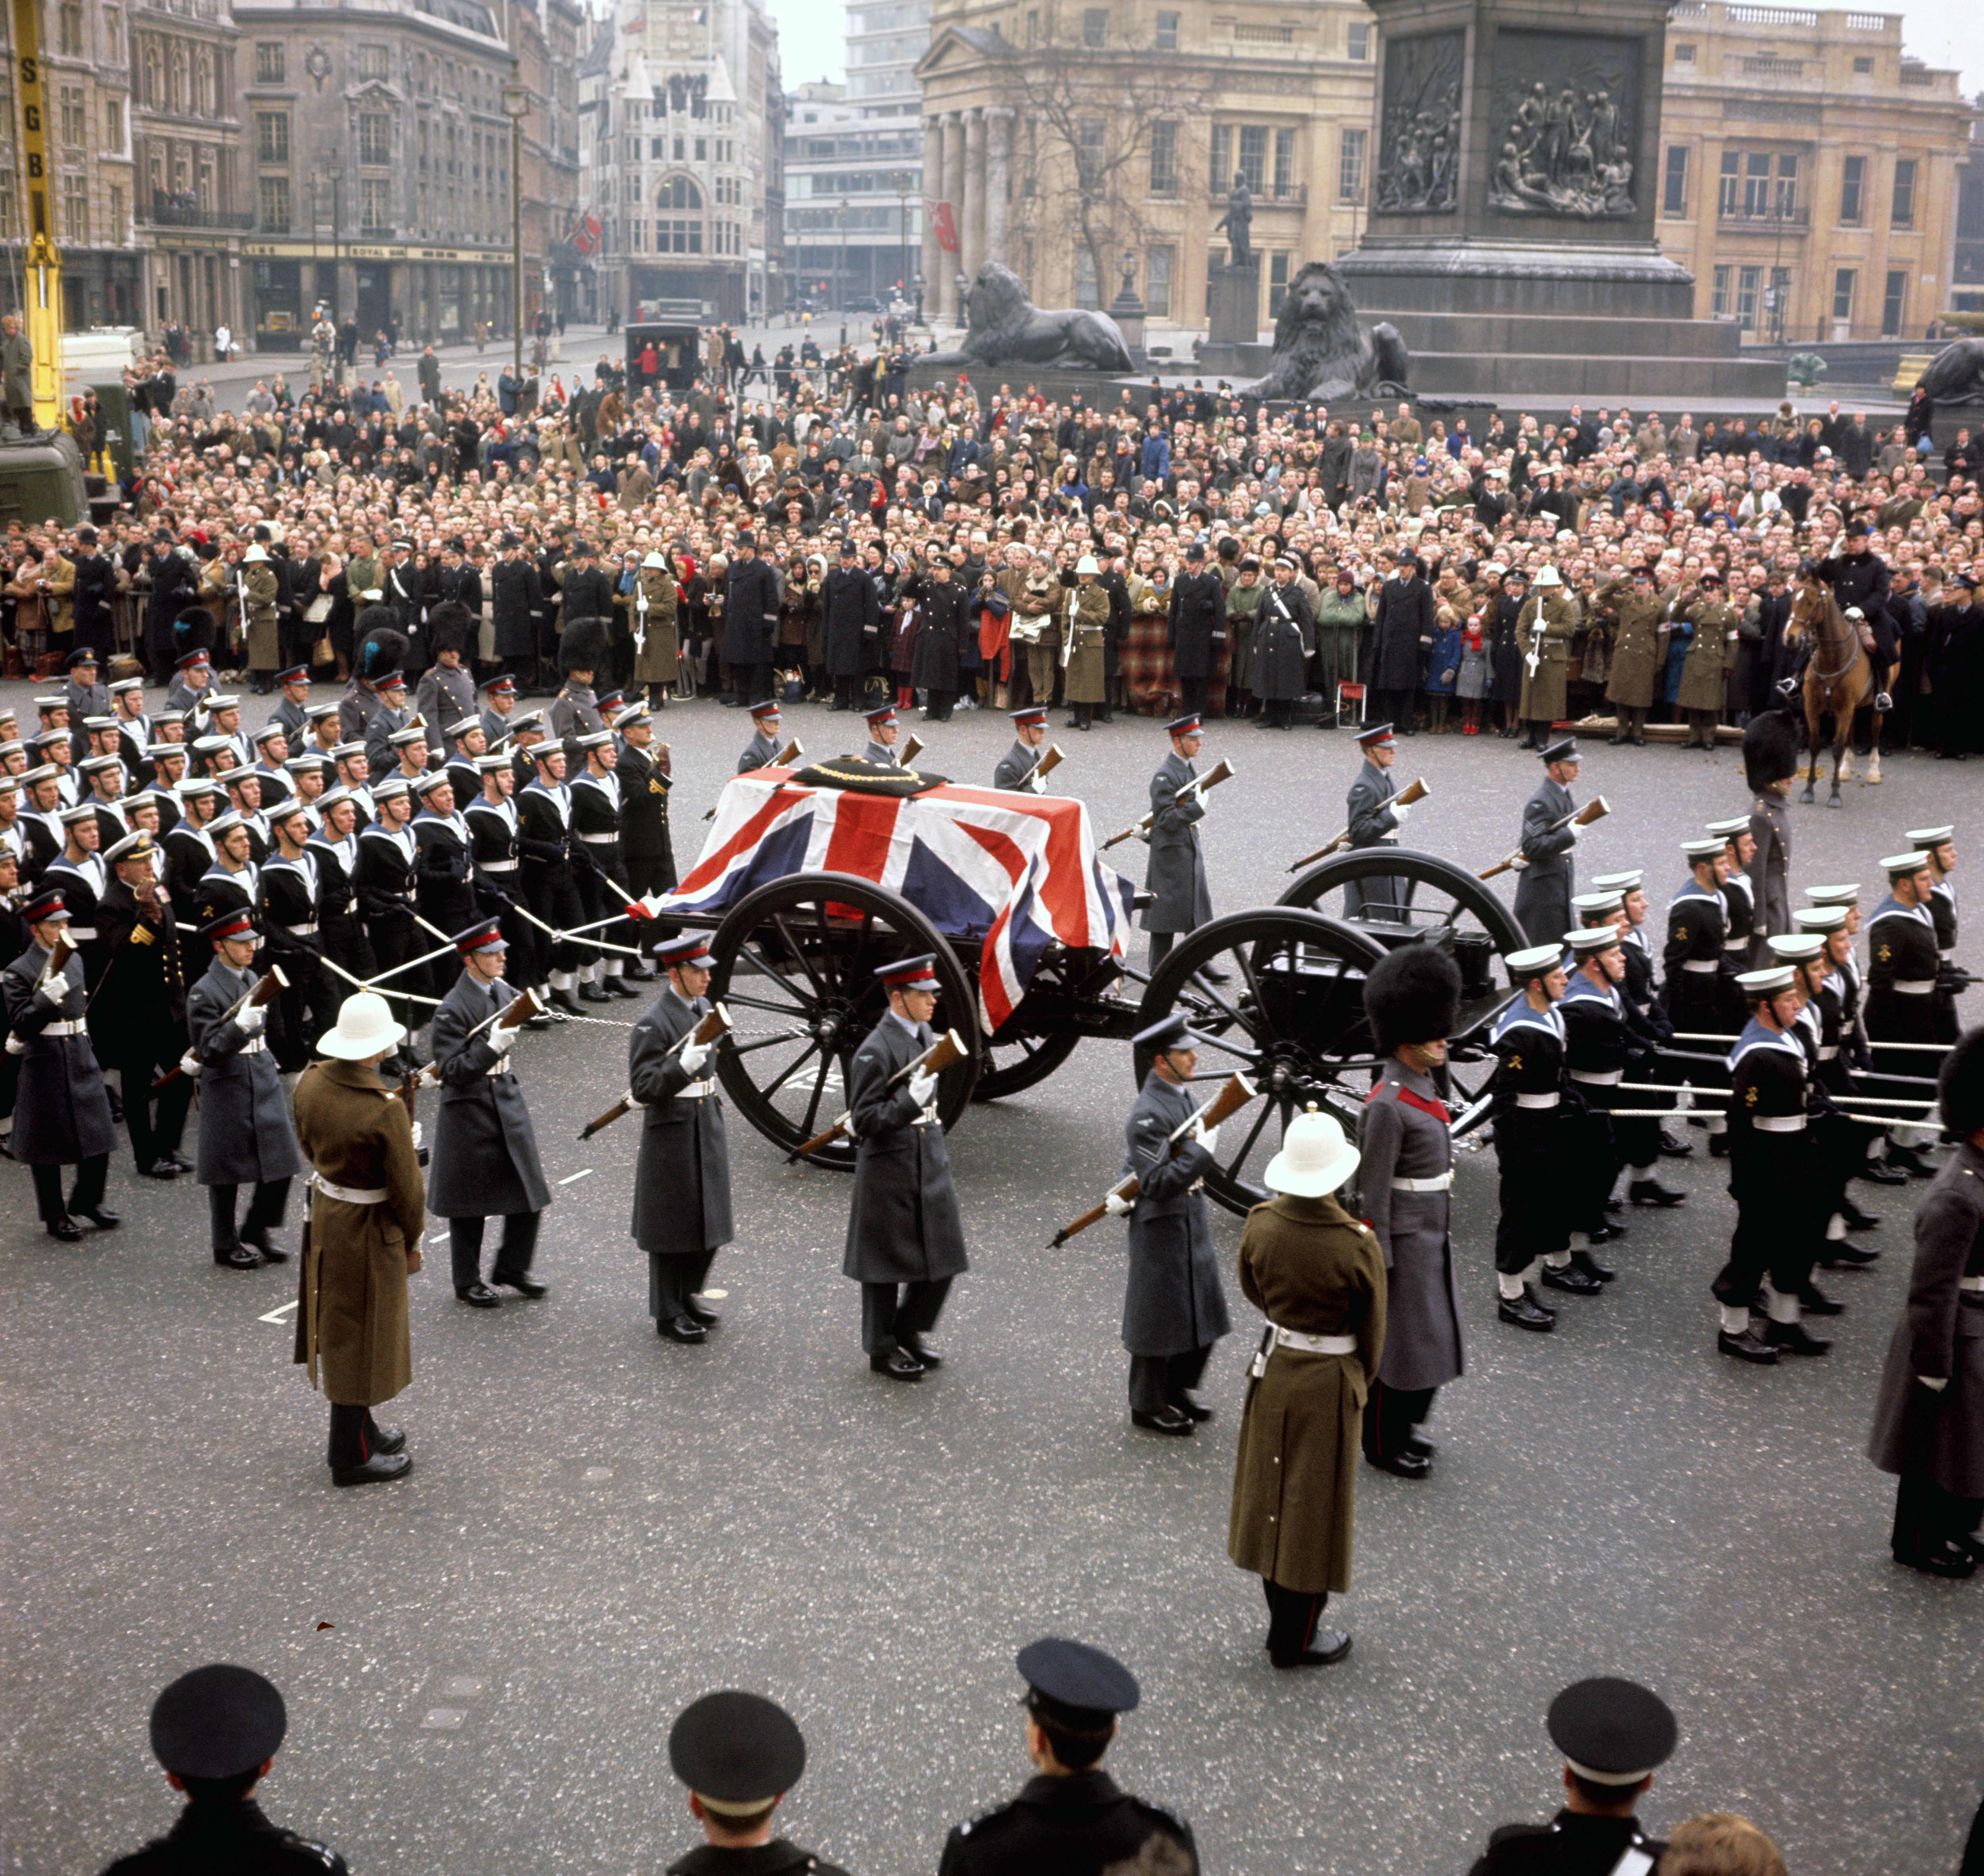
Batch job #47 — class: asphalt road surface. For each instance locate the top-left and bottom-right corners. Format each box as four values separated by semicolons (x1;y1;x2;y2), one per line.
3;684;1977;1876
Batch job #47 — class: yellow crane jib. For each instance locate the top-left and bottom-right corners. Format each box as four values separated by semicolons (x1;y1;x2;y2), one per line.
10;0;65;433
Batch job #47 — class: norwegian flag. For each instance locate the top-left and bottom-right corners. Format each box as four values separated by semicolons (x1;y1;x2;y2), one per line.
657;774;1136;1032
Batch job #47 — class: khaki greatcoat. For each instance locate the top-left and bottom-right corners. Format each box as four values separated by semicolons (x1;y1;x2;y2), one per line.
1596;576;1673;711
629;567;680;684
1514;590;1576;722
1676;597;1740;714
291;1058;426;1407
1227;1192;1386;1595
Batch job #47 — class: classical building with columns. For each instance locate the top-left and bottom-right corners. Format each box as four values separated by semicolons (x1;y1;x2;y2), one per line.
913;0;1382;334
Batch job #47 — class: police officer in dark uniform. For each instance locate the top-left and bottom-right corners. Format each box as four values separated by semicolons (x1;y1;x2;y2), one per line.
187;908;309;1269
428;916;551;1307
664;1689;850;1876
1343;721;1409;922
1115;1012;1231;1436
844;953;969;1381
1466;1676;1676;1876
629;933;733;1344
1166;536;1226;720
940;1639;1195;1876
101;1664;346;1876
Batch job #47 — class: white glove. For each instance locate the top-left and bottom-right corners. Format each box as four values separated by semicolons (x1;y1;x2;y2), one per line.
1390;804;1411;825
679;1041;710;1076
236;1006;266;1036
34;980;65;1007
1919;1375;1950;1393
4;1034;22;1055
1193;1120;1221;1155
410;1119;425;1152
1564;825;1580;845
1104;1191;1133;1217
179;1051;201;1077
907;1068;938;1109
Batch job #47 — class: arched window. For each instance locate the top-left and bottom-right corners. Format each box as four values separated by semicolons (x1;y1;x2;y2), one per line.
656;175;702;211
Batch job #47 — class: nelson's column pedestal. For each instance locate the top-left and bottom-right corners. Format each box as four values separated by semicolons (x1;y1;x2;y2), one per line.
1335;0;1781;400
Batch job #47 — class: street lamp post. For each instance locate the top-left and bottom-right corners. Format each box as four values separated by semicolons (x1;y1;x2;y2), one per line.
895;171;909;317
838;194;850;345
502;70;531;386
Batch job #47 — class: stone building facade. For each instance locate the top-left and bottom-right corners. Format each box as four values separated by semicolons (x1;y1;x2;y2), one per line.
579;0;785;326
1655;1;1970;343
784;83;923;312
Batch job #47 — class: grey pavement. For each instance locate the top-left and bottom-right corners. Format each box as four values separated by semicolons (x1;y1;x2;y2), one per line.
2;684;1978;1876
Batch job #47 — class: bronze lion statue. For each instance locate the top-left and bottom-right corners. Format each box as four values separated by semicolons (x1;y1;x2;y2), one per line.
928;261;1134;373
1246;261;1410;402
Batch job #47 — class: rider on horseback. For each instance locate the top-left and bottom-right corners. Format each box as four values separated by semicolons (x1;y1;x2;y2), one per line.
1777;521;1897;712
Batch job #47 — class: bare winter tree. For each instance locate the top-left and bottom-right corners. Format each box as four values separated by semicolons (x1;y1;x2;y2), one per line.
992;33;1219;310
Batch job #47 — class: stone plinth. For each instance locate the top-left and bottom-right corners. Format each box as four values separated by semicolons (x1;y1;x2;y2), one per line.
1205;266;1261;348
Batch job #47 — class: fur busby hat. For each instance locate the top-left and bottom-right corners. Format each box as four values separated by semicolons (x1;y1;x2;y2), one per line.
173;606;216;655
558;614;611;677
356;623;409;685
1363;942;1463;1055
1743;709;1800;794
424;600;473;660
1940;1028;1984;1139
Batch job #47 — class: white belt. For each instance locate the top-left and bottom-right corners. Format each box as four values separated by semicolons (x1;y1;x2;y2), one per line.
1569;1069;1621;1085
680;1078;712;1099
486;1054;511;1078
1722;936;1747;950
1514;1092;1560;1109
41;1018;85;1036
283;921;318;935
239;1036;265;1056
579;831;617;845
1940;947;1958;960
1682;959;1721;973
311;1174;387;1203
1960;1276;1984;1293
1272;1325;1357;1356
1753;1114;1806;1133
1391;1171;1453;1192
1817;1045;1838;1061
1892;980;1936;994
481;858;519;872
66;926;97;941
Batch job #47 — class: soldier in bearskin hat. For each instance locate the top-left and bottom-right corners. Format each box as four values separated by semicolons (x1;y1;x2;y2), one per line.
1743;709;1800;962
414;599;478;734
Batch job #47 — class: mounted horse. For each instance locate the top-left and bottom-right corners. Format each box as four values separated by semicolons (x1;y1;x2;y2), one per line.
1783;572;1886;804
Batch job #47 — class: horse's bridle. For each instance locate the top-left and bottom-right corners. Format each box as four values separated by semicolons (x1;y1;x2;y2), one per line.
1793;584;1861;686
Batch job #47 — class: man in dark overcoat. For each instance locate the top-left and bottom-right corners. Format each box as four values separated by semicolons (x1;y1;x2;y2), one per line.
911;556;968;721
0;889;119;1238
427;916;550;1307
822;537;881;710
1250;557;1313;730
490;534;544;685
721;530;781;706
628;933;732;1343
187;908;309;1269
1115;1014;1231;1436
292;989;423;1486
1512;737;1582;945
1343;722;1407;922
1140;713;1214;972
1165;540;1226;720
90;830;195;1180
844;954;969;1381
1359;944;1464;1478
1366;546;1433;735
1869;1027;1984;1577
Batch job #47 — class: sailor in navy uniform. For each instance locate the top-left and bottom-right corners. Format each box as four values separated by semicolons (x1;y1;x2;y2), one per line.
409;770;473;999
1711;964;1834;1363
664;1689;851;1876
1804;881;1901;1191
940;1640;1195;1876
100;1664;348;1876
569;728;637;1002
1490;944;1576;1331
1341;720;1408;922
109;676;152;772
844;954;969;1381
1907;823;1964;1043
1662;836;1736;1154
1511;738;1582;946
1705;814;1757;1009
352;776;425;1062
1864;850;1947;1172
1467;1676;1676;1876
464;751;544;1016
517;738;586;1016
1115;1012;1230;1435
306;788;374;988
259;799;335;1062
862;702;902;766
1141;713;1215;973
736;699;783;774
427;917;552;1308
1575;888;1687;1203
1557;924;1654;1286
992;705;1053;793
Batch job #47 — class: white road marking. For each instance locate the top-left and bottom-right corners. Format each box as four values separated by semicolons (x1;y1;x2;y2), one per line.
558;1168;594;1185
259;1300;300;1323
